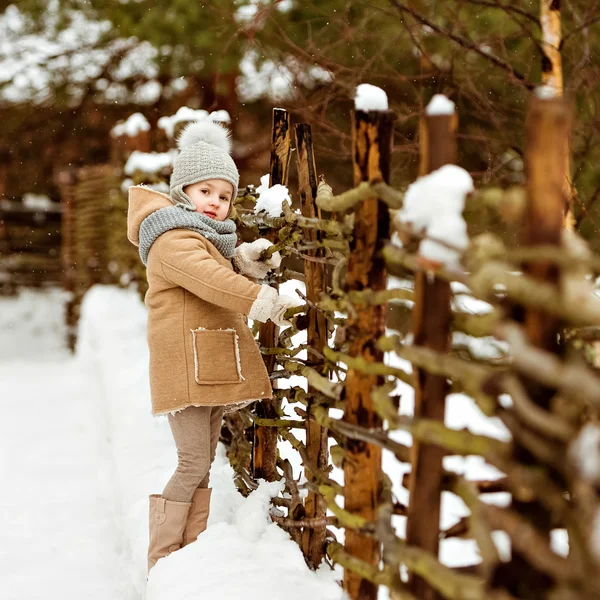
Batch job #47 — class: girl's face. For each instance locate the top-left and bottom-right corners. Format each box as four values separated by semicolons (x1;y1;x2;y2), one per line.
185;179;233;221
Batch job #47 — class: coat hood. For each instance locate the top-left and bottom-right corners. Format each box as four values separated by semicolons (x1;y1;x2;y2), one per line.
127;185;174;247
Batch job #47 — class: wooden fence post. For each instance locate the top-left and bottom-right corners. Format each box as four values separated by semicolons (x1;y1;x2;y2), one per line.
253;108;292;481
493;96;572;598
294;123;329;568
54;167;79;351
405;107;457;600
343;108;395;600
540;0;574;231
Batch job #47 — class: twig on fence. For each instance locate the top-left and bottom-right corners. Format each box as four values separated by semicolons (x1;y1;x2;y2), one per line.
565;325;600;342
451;477;500;574
251;416;305;428
278;458;303;514
319;485;373;532
499;411;567;470
371;382;509;456
296;239;350;252
484;504;580;581
260;343;312;357
382;536;486;600
323;346;413;386
270;513;338;529
497;322;600;408
271;497;291;509
262;230;304;258
294;288;330;315
440;517;470;540
277;458;304;545
316;180;375;211
376;335;498;415
503;244;600;274
311;405;411;463
280;430;341;493
499;374;576;441
278;267;306;282
318;288;415;312
452;310;503;338
326;542;403;591
278;198;353;237
286;246;339;265
471;263;600;327
282;360;343;400
235;466;260;494
383;243;468;284
402;471;509;498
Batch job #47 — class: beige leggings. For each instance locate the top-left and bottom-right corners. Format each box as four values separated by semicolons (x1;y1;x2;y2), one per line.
161;405;224;503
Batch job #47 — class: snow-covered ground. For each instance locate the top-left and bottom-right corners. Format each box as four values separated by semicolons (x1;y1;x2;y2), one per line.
0;284;568;600
0;286;344;600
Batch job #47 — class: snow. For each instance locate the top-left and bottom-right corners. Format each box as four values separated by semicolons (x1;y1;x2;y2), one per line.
235;0;294;23
158;107;231;139
22;192;54;210
426;94;455;116
254;174;291;218
535;84;559;100
124;150;175;176
396;164;473;267
569;423;600;484
111;112;151;138
0;285;345;600
354;84;388;111
237;49;333;103
0;5;160;106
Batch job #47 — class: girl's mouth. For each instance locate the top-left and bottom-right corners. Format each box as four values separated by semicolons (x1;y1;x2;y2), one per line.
203;211;216;218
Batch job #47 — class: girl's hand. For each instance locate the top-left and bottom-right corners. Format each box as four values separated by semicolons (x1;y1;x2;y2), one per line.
233;239;282;279
269;294;303;327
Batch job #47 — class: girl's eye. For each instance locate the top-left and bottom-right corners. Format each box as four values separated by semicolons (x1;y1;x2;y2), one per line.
202;189;209;194
220;196;228;202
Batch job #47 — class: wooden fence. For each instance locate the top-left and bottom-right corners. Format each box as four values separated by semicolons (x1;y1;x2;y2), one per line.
0;196;62;295
59;95;600;600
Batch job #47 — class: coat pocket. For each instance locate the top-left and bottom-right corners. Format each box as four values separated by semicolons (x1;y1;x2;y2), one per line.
191;327;245;384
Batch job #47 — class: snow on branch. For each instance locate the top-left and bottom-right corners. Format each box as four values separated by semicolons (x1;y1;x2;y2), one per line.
111;112;150;138
157;107;231;139
124;150;174;176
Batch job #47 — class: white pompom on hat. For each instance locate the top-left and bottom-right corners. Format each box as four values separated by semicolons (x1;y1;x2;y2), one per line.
170;120;239;215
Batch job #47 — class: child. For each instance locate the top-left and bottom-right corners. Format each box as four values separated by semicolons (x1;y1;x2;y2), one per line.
126;120;300;572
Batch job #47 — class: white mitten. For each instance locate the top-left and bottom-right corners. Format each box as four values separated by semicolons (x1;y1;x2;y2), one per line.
269;294;303;327
233;239;282;279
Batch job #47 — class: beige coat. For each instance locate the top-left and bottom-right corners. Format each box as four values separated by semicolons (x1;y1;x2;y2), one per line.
127;185;274;415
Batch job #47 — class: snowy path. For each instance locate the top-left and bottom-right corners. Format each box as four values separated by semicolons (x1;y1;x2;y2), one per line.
0;357;138;600
0;287;345;600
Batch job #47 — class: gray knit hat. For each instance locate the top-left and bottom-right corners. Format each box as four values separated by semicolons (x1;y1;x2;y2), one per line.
170;120;239;213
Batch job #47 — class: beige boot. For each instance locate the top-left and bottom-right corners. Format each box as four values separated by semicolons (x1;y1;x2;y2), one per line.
148;494;192;573
182;488;212;546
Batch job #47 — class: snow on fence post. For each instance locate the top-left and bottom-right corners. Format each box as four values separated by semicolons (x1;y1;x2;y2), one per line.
492;95;572;598
343;88;395;600
405;96;457;600
252;108;293;482
294;122;330;568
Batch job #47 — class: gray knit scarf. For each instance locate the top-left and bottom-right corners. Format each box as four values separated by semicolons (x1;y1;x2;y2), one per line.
138;204;237;266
